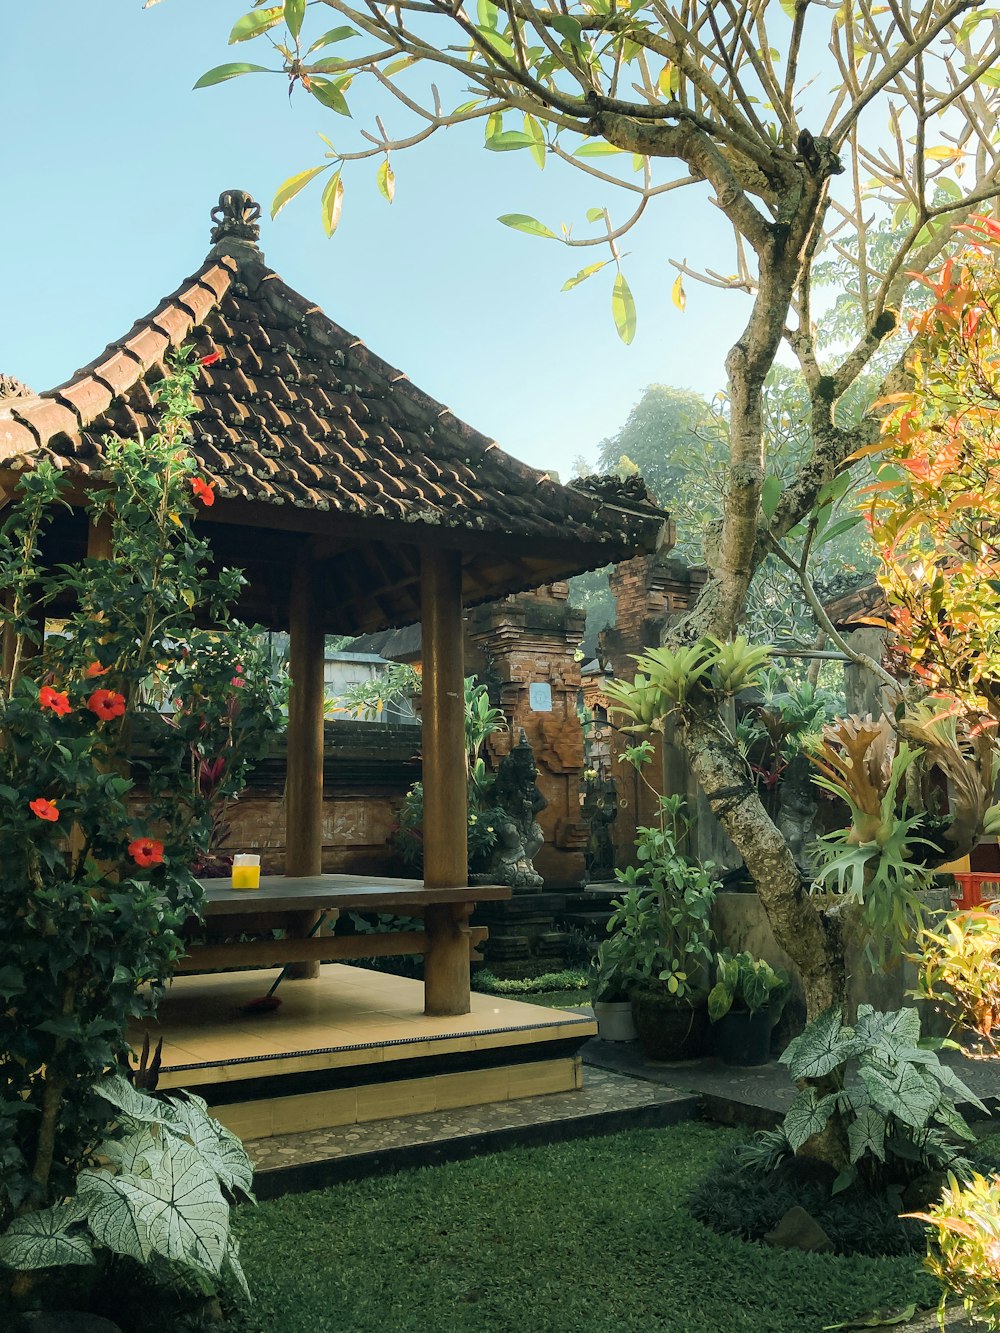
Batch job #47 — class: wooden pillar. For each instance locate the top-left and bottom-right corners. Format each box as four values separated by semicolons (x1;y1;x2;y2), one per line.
284;543;326;978
420;547;471;1015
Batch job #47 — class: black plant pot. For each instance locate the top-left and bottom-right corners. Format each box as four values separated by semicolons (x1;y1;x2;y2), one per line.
714;1008;773;1066
630;987;710;1060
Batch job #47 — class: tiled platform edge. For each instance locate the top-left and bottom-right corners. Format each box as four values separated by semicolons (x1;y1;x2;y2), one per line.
244;1068;700;1198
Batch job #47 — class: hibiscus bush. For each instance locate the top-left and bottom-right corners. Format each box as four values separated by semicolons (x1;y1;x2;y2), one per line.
0;350;283;1285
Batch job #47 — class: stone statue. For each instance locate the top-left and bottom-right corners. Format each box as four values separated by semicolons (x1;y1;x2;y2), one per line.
776;754;820;875
475;733;547;890
210;189;262;244
582;775;618;882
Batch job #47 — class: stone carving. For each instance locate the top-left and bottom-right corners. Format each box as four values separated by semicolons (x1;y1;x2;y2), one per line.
0;373;33;401
210;189;262;244
475;733;547;890
582;775;618;881
775;754;820;874
569;472;661;508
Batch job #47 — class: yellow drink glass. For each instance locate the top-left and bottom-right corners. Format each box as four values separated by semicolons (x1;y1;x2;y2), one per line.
231;855;261;890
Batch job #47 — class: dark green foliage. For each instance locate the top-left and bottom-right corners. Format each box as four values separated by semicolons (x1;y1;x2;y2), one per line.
226;1125;936;1333
690;1145;928;1257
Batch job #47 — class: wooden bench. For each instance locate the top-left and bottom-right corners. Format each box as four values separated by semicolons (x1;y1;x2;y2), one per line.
177;874;512;1015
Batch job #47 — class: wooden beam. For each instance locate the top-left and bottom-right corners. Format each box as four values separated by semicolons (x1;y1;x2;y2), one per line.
285;542;326;975
174;925;488;973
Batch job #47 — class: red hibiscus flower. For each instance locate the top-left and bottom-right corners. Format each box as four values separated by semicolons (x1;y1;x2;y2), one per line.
86;661;110;678
200;351;222;366
39;686;71;717
30;798;59;822
87;689;126;721
128;837;164;868
189;476;215;507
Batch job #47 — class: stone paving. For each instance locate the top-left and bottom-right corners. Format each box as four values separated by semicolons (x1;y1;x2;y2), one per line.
245;1066;697;1186
583;1037;1000;1124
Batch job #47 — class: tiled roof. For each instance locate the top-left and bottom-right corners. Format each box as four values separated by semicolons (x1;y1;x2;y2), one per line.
823;579;887;629
1;193;668;551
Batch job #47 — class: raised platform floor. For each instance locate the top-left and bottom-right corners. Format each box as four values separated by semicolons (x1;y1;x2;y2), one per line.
133;964;597;1140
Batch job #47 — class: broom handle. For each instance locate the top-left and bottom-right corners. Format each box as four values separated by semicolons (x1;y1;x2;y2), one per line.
264;909;331;998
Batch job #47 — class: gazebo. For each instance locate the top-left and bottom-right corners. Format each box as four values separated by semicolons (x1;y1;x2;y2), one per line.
0;191;669;1137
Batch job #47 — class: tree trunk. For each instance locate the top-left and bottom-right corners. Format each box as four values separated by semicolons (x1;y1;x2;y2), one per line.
683;711;845;1020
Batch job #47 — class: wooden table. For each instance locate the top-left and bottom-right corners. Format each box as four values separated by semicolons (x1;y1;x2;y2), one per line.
177;874;512;1016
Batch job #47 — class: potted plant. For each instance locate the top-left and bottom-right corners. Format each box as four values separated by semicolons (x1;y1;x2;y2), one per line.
589;935;637;1042
707;949;790;1065
608;795;718;1060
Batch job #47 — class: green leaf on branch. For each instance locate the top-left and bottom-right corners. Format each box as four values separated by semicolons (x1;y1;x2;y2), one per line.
307;26;358;52
477;0;499;30
612;271;636;344
377;159;395;203
476;27;516;60
271;165;327;219
321;170;344;237
550;14;585;47
524;113;545;170
498;213;557;239
815;514;863;546
310;77;352;116
573;141;624;157
193;63;270;89
285;0;305;41
229;7;284;44
486;130;534;151
760;474;782;520
562;260;609;291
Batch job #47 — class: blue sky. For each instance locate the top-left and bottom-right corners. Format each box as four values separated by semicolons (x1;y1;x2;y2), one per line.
2;1;750;478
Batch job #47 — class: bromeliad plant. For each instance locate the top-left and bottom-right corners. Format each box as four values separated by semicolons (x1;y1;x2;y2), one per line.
0;351;283;1285
605;635;772;731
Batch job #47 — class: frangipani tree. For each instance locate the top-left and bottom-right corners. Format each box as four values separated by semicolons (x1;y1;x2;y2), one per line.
176;0;1000;1018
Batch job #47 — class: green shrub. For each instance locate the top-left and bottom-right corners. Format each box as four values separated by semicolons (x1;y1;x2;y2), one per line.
473;968;590;995
690;1145;928;1257
910;1171;1000;1329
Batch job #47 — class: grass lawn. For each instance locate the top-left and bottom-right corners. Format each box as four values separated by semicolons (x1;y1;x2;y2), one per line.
230;1123;938;1332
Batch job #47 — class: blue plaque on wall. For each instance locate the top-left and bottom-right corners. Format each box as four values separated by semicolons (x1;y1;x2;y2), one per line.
528;682;553;712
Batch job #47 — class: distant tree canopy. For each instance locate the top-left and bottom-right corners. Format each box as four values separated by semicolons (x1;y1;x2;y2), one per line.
573;374;873;650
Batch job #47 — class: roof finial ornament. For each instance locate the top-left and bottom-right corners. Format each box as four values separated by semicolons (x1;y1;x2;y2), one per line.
210;189;261;244
0;373;34;402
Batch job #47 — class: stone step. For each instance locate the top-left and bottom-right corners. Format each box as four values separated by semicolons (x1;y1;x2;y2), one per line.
246;1068;700;1199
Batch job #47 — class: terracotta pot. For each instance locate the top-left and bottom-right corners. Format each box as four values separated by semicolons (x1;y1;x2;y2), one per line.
629;987;709;1060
